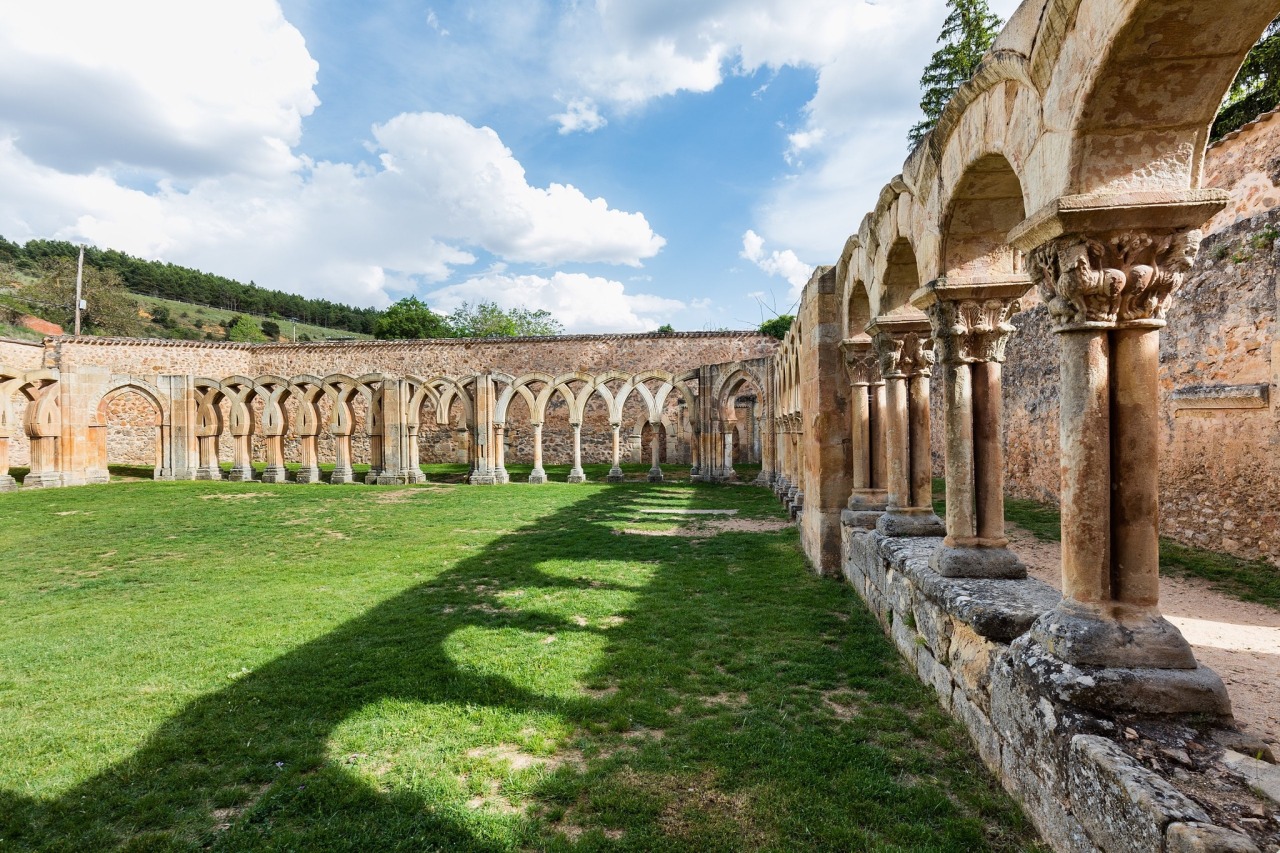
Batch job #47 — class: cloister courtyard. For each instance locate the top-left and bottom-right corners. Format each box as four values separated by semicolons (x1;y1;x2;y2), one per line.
0;468;1046;852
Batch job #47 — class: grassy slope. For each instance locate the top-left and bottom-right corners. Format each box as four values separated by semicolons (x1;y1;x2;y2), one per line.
0;476;1042;852
133;294;374;342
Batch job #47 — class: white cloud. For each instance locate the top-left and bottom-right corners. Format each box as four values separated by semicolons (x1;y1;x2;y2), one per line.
0;0;318;180
426;272;686;334
740;230;813;301
551;98;608;134
0;1;664;310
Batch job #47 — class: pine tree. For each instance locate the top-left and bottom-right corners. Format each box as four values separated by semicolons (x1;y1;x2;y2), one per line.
909;0;1003;148
1212;15;1280;140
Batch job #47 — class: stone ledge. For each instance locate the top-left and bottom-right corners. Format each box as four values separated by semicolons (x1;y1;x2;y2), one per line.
1172;383;1270;412
873;531;1059;641
1068;735;1211;853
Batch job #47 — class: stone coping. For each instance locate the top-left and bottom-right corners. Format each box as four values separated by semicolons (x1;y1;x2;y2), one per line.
49;331;773;349
874;531;1061;641
0;337;43;347
1172;383;1270;411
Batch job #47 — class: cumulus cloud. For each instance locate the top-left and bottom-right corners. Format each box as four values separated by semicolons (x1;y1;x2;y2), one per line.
0;0;318;180
0;1;664;309
740;230;813;301
426;272;686;334
551;98;608;134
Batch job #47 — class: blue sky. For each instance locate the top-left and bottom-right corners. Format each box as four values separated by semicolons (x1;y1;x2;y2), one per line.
0;0;1020;332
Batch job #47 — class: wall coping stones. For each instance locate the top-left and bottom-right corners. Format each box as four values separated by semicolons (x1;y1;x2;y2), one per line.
48;330;775;351
872;531;1060;641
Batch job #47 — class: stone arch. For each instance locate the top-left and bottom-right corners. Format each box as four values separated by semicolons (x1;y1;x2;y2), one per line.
845;279;872;339
1063;0;1280;197
878;238;923;317
940;153;1028;280
93;380;167;477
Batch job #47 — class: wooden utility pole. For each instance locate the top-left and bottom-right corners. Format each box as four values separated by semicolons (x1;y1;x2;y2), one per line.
74;246;84;336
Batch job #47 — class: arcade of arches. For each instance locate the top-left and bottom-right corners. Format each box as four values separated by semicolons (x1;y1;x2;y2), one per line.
4;2;1280;849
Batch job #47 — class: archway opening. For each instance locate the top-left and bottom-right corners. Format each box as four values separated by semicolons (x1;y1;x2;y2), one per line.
98;388;163;479
942;154;1026;279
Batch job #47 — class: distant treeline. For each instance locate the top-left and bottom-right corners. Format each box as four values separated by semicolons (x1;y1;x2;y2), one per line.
0;236;380;335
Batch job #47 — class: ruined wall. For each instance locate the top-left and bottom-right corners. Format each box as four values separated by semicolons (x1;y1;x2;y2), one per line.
56;339;255;379
796;268;851;576
1002;119;1280;564
0;338;44;370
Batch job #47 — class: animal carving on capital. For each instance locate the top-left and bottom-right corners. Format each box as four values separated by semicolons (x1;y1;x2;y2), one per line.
925;298;1020;365
1031;229;1202;332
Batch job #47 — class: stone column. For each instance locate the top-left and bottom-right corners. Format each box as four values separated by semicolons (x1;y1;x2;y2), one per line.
261;433;287;483
722;428;736;480
227;431;254;482
494;423;510;484
567;422;586;483
840;337;888;525
330;430;355;484
869;317;944;537
915;279;1029;577
647;423;663;481
1008;193;1231;713
0;432;14;491
296;433;321;483
528;422;547;484
607;422;624;482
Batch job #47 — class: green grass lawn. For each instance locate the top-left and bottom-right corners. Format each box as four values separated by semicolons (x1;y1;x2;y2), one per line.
0;477;1043;852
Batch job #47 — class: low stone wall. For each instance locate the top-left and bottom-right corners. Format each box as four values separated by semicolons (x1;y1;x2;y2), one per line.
0;337;44;370
841;522;1270;853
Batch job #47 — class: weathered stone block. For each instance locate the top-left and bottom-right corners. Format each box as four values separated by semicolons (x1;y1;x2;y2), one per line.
1067;735;1210;853
948;620;998;712
915;646;953;712
952;685;1001;774
1166;822;1261;853
891;612;919;667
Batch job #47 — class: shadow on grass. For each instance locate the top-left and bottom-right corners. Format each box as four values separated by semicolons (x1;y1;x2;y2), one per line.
0;483;1038;852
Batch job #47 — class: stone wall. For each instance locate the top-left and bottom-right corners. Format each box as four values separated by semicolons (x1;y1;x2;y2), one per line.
0;338;44;370
1203;108;1280;235
842;525;1268;853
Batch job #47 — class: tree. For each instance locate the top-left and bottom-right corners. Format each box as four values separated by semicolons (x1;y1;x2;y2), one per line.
260;319;281;340
22;257;142;336
1213;14;1280;140
909;0;1003;148
447;301;564;337
759;314;794;340
373;296;451;340
226;315;268;342
655;323;675;334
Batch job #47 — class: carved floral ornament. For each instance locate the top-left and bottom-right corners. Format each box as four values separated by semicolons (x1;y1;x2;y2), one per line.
873;331;934;379
1029;228;1201;333
924;297;1021;365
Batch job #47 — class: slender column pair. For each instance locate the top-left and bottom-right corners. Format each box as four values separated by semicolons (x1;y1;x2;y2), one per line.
647;422;664;481
839;337;888;524
868;317;944;537
1021;221;1214;672
914;279;1029;578
607;422;625;482
566;423;586;483
494;423;510;483
528;422;547;483
0;434;14;491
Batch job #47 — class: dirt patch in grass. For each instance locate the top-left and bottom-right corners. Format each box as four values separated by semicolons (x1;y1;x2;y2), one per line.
621;768;771;848
701;692;748;709
199;493;278;501
821;688;866;721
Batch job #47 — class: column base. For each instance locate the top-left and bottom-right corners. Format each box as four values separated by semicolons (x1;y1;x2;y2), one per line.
378;471;416;485
260;466;289;484
195;467;224;481
23;472;63;489
468;470;500;485
847;488;888;511
788;490;804;519
647;467;663;482
607;467;625;482
752;470;772;486
160;468;198;482
527;468;547;484
875;509;945;538
330;467;356;485
773;477;789;497
1010;635;1232;718
364;470;383;485
85;470;111;485
227;466;255;482
295;466;323;484
841;509;883;530
1028;601;1200;670
931;544;1026;579
566;469;587;484
0;474;17;492
494;469;509;484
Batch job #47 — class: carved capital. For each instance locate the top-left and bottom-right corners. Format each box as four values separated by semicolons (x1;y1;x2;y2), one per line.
924;297;1021;364
1029;229;1201;332
840;338;880;385
872;333;905;379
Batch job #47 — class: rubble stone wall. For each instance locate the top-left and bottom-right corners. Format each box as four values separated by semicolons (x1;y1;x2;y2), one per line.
0;338;44;370
842;525;1263;853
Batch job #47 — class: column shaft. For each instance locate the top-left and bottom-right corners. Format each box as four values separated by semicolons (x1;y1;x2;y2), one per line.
941;362;976;540
1059;330;1112;605
973;361;1006;542
1111;327;1161;608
